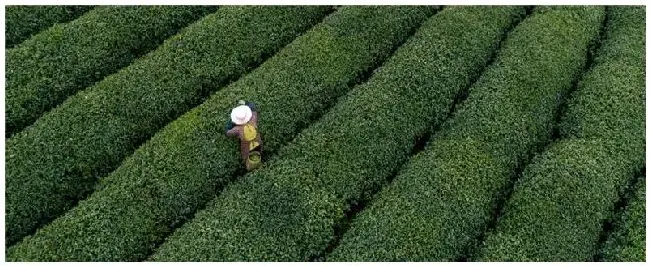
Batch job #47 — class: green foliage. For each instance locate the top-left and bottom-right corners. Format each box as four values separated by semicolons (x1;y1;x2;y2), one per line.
477;6;645;261
590;6;645;67
5;6;217;136
5;5;93;48
560;6;645;144
477;139;642;261
600;176;646;262
328;6;604;261
4;6;436;261
5;6;331;249
5;5;644;262
148;6;526;261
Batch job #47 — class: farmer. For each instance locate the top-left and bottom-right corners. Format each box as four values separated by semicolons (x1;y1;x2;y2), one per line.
225;100;263;171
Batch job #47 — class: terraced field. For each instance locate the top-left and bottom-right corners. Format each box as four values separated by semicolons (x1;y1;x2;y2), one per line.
4;5;646;262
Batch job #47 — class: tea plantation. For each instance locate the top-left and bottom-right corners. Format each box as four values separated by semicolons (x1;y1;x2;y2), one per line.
4;5;645;262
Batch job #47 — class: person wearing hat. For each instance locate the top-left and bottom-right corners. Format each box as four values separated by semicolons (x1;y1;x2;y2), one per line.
225;100;263;170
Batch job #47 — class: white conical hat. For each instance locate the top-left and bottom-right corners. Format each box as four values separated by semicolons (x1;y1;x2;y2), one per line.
231;105;252;125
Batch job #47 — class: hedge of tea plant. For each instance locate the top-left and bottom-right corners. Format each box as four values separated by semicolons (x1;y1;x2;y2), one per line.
5;6;331;248
5;6;436;261
328;6;605;261
599;175;646;262
5;5;93;48
149;6;526;261
6;6;217;136
477;6;645;261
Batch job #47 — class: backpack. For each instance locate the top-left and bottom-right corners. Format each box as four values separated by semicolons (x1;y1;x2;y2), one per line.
242;123;260;151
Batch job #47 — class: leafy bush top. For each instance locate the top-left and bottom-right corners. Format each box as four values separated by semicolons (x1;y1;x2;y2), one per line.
5;6;435;261
5;5;93;48
477;6;645;261
150;6;526;262
329;6;605;261
5;6;330;249
6;6;217;136
600;176;646;262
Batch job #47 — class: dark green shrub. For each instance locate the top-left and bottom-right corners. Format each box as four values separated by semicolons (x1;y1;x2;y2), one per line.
477;6;645;261
559;6;645;143
5;5;93;48
600;176;646;262
5;6;331;248
6;6;217;136
477;139;642;261
148;6;526;261
5;6;436;261
328;6;604;261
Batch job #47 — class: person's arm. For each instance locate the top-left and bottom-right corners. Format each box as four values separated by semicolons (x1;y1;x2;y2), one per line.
226;127;240;138
225;121;240;137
